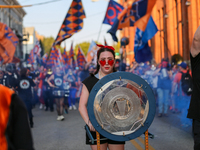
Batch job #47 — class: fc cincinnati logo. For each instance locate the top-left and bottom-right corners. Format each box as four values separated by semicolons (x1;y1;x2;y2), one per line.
20;80;30;89
55;78;62;86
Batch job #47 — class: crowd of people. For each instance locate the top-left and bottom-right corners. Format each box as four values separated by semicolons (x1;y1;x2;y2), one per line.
1;25;199;150
128;59;193;127
0;51;196;150
0;61;98;126
0;55;193;129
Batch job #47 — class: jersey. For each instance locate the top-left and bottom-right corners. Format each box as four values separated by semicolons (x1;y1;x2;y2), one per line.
54;74;63;89
17;76;36;100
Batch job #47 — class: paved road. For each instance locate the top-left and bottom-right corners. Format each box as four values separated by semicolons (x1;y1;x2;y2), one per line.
31;103;194;150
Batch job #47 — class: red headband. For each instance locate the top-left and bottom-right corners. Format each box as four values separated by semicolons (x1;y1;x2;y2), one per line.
96;44;115;51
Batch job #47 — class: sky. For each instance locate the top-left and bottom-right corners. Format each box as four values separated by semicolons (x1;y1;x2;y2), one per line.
17;0;119;50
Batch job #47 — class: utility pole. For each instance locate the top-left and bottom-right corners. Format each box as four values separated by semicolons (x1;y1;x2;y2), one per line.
175;0;180;54
163;0;168;60
181;0;189;60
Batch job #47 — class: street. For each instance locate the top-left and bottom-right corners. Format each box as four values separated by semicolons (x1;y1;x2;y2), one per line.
31;103;194;150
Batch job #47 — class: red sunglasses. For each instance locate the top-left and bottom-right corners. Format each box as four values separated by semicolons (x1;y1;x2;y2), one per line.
99;59;114;66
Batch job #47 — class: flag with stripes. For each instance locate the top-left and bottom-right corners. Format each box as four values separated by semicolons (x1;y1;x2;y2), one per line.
27;39;41;65
47;47;59;66
69;42;76;69
77;46;86;69
62;47;69;65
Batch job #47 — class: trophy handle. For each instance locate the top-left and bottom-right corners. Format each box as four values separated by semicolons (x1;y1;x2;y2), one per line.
85;125;94;144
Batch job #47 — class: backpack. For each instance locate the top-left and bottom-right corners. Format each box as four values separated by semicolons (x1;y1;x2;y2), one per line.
181;70;193;96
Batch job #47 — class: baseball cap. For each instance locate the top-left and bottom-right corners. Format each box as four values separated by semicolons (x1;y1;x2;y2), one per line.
178;62;187;69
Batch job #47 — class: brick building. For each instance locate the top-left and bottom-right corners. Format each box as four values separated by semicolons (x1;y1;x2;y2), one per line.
119;0;200;64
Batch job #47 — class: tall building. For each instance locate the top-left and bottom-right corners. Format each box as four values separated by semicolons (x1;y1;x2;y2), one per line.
119;0;200;64
0;0;26;60
23;27;37;60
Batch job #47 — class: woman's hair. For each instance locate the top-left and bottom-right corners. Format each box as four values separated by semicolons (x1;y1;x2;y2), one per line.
94;47;117;74
20;68;27;76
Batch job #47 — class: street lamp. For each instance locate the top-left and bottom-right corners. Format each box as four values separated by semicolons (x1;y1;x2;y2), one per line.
164;14;169;19
185;1;191;6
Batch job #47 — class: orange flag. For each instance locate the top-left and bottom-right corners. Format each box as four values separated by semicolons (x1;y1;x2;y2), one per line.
0;23;19;64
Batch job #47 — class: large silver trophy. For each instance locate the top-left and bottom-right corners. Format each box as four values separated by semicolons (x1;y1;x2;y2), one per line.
87;72;156;142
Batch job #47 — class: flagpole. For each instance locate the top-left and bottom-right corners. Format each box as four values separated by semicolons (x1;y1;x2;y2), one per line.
97;23;103;43
96;0;110;43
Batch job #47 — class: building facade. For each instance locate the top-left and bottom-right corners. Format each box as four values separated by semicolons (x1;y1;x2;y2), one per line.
119;0;200;64
23;27;37;60
0;0;26;60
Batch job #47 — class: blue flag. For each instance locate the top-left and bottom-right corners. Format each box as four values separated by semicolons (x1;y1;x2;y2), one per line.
134;16;158;63
103;0;124;25
108;0;156;42
134;16;158;51
134;43;152;63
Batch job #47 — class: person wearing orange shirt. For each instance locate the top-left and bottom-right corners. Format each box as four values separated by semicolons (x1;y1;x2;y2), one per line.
0;84;34;150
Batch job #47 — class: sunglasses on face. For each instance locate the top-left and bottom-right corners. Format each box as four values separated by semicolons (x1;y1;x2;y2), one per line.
99;59;114;66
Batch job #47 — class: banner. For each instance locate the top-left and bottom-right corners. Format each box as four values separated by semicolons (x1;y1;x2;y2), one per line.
108;0;156;42
0;23;18;64
54;0;86;45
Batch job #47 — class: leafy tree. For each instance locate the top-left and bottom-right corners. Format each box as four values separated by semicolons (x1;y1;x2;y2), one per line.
41;36;54;54
74;42;91;56
41;36;65;56
113;41;120;53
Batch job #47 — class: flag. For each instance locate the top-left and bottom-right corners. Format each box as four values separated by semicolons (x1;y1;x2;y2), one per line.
134;43;152;63
0;56;3;64
33;39;41;56
27;39;42;65
69;42;76;69
46;47;60;67
27;49;35;65
0;23;18;64
108;0;156;42
12;56;20;63
134;16;158;63
54;0;86;45
62;47;69;65
134;16;158;51
77;46;86;69
86;40;97;63
42;53;48;64
51;47;62;67
57;48;63;67
103;0;124;25
104;37;108;46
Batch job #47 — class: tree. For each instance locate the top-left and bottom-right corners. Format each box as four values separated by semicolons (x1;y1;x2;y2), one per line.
113;41;120;53
41;36;65;56
74;42;91;56
41;36;55;54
